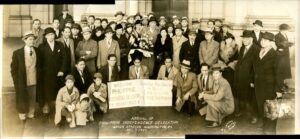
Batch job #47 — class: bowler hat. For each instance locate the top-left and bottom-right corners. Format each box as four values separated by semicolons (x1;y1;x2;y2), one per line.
253;20;263;27
22;31;36;40
181;16;188;21
81;26;92;34
180;59;191;69
160;16;166;21
134;12;142;19
175;24;183;30
172;15;179;20
148;16;157;23
65;74;75;82
104;27;114;34
93;72;103;79
188;29;197;35
261;32;275;41
115;11;125;17
115;24;123;30
43;27;56;36
279;23;290;31
240;30;253;37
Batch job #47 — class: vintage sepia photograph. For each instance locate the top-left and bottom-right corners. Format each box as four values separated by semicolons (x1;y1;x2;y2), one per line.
0;0;299;138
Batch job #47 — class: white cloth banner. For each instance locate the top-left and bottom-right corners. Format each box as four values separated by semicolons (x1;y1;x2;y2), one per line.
108;79;173;109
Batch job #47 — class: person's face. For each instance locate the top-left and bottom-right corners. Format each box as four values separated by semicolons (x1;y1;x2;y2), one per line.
126;27;133;33
96;30;102;37
142;19;148;26
159;20;166;26
253;24;262;32
63;28;71;38
135;24;142;30
180;67;189;74
88;17;95;24
105;32;113;39
71;28;79;36
205;33;213;40
45;33;55;42
101;21;108;28
173;19;180;25
215;26;221;32
107;56;117;67
167;27;173;33
75;61;85;71
134;59;141;67
135;16;141;21
260;38;270;48
181;20;188;27
215;21;222;27
149;21;156;28
242;37;252;46
32;21;41;29
201;66;209;76
188;34;196;41
222;26;228;33
128;18;134;24
116;15;123;21
225;37;233;44
83;32;91;40
175;29;182;36
53;20;60;29
65;23;72;28
212;70;221;80
65;80;74;89
165;59;172;68
62;11;68;15
94;78;102;86
116;28;123;35
95;20;101;27
24;36;35;46
110;24;116;30
160;30;167;37
207;22;214;29
192;23;199;29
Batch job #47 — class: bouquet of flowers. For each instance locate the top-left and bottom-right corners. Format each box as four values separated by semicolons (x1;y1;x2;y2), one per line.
137;33;154;58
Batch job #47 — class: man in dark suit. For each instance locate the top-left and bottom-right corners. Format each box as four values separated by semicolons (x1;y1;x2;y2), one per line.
11;31;41;121
52;18;62;39
181;17;190;38
179;30;200;74
57;9;74;30
71;58;93;94
191;18;205;47
233;30;260;123
99;54;120;84
71;23;83;51
252;20;264;47
38;27;67;115
253;32;282;134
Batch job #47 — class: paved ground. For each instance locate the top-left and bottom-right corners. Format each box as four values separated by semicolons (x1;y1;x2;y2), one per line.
1;37;296;138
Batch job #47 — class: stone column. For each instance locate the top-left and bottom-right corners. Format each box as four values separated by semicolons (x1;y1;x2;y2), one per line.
8;5;32;37
125;0;138;15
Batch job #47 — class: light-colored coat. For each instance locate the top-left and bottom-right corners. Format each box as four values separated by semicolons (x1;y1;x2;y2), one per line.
157;65;179;83
87;83;108;113
174;72;198;111
199;40;220;66
55;86;80;128
56;37;76;69
129;65;149;79
172;36;188;68
97;39;120;69
203;77;234;123
33;28;44;48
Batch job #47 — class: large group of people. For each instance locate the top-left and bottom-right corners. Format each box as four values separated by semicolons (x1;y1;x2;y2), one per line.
10;9;294;134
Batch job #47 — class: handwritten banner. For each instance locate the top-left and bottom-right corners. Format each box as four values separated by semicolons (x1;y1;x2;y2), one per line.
108;80;173;109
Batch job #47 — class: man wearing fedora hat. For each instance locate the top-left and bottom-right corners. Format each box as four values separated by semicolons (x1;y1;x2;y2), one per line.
38;27;67;115
97;27;121;72
75;26;98;74
11;31;41;121
233;30;260;123
174;59;198;115
71;23;83;51
221;23;233;41
252;20;264;47
180;29;201;74
191;18;205;47
115;11;125;25
275;23;293;86
199;28;220;66
201;65;234;127
158;16;167;30
253;32;282;134
172;15;180;27
172;24;188;69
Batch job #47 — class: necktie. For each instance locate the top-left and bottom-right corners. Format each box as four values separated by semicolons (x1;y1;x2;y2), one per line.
202;76;206;89
136;68;139;79
284;33;288;41
80;71;85;84
29;47;33;56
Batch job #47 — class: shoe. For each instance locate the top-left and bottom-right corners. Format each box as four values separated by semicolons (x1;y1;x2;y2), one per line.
42;105;50;114
251;118;257;124
27;114;34;119
19;113;27;121
206;122;220;128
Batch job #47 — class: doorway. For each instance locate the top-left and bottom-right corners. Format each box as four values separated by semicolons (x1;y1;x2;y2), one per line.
152;0;188;20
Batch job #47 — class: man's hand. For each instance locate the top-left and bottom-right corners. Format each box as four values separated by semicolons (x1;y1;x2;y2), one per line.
176;98;182;106
250;83;254;88
198;92;204;100
57;72;64;77
183;93;190;101
276;92;283;98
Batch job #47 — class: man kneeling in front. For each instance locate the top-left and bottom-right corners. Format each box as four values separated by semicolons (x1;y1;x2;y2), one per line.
199;65;234;127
